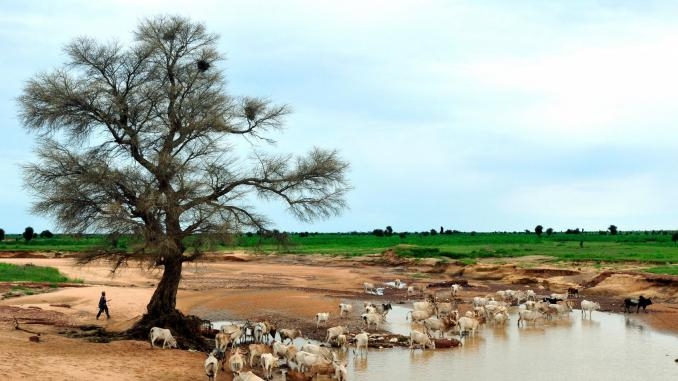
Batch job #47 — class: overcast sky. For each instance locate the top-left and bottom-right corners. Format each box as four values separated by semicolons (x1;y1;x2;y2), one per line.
1;1;677;234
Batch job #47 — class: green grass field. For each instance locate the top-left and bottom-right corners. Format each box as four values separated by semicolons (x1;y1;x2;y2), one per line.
1;231;677;275
0;263;81;283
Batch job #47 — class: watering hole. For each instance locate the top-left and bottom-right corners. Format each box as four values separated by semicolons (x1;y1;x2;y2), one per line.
214;305;677;380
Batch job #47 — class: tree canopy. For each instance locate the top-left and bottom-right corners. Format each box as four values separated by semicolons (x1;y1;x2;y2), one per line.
18;15;350;346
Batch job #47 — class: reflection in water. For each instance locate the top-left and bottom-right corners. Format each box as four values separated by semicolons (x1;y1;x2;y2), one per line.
352;356;368;372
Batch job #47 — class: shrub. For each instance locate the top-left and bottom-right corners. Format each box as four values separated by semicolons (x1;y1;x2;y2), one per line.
0;228;4;241
39;230;54;238
23;227;34;242
546;228;553;236
535;225;543;237
372;229;384;237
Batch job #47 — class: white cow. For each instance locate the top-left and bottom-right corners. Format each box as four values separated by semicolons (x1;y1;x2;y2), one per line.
412;301;435;314
300;343;332;361
361;312;385;330
580;300;601;318
272;341;289;359
315;312;330;328
493;311;510;326
326;325;349;344
423;316;457;338
409;330;435;350
457;316;479;336
451;284;463;297
363;282;375;293
332;360;348;381
204;352;218;381
259;353;279;380
548;301;573;319
294;351;332;373
339;303;353;318
517;310;546;327
406;310;432;322
149;327;177;349
354;331;369;357
336;334;348;351
526;289;536;301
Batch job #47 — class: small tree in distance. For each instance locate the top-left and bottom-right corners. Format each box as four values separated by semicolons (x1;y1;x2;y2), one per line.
0;228;4;241
546;227;553;236
22;227;34;242
535;225;543;237
672;232;678;246
608;225;618;235
39;230;54;238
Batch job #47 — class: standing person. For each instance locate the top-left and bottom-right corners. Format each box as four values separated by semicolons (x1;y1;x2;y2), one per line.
96;291;110;320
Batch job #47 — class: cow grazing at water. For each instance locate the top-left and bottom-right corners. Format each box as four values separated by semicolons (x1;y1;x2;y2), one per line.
624;295;652;313
580;300;600;318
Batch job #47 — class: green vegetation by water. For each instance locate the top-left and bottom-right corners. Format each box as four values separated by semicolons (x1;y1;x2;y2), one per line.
0;263;81;283
1;231;677;275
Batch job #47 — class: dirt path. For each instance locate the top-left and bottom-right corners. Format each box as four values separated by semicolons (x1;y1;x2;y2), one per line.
0;251;676;380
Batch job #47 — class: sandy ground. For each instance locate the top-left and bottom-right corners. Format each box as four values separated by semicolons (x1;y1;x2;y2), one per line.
0;251;676;381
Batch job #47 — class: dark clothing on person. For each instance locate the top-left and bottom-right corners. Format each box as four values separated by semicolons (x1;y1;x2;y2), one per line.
96;294;110;319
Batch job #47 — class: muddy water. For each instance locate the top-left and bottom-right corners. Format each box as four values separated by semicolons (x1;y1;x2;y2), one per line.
348;305;678;381
214;306;678;380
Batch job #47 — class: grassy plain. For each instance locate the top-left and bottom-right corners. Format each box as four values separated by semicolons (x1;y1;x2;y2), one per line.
0;262;81;283
1;231;677;275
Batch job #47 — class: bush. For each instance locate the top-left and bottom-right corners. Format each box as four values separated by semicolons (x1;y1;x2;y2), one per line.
372;229;384;237
535;225;543;236
0;228;4;241
39;230;54;238
23;227;34;242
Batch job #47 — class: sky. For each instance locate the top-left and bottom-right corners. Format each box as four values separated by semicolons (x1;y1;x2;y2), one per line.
1;0;678;234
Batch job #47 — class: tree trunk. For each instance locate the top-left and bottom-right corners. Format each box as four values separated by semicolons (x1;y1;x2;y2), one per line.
126;253;209;350
146;254;182;315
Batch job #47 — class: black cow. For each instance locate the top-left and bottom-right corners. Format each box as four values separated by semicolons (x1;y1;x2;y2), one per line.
623;295;652;313
542;296;562;304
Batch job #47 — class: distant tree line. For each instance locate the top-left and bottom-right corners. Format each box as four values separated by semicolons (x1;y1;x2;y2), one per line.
0;227;54;242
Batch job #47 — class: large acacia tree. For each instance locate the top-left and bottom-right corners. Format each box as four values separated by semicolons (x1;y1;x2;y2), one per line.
18;16;349;343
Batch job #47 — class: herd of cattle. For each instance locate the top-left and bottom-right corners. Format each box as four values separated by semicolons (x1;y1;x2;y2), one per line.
147;280;654;381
